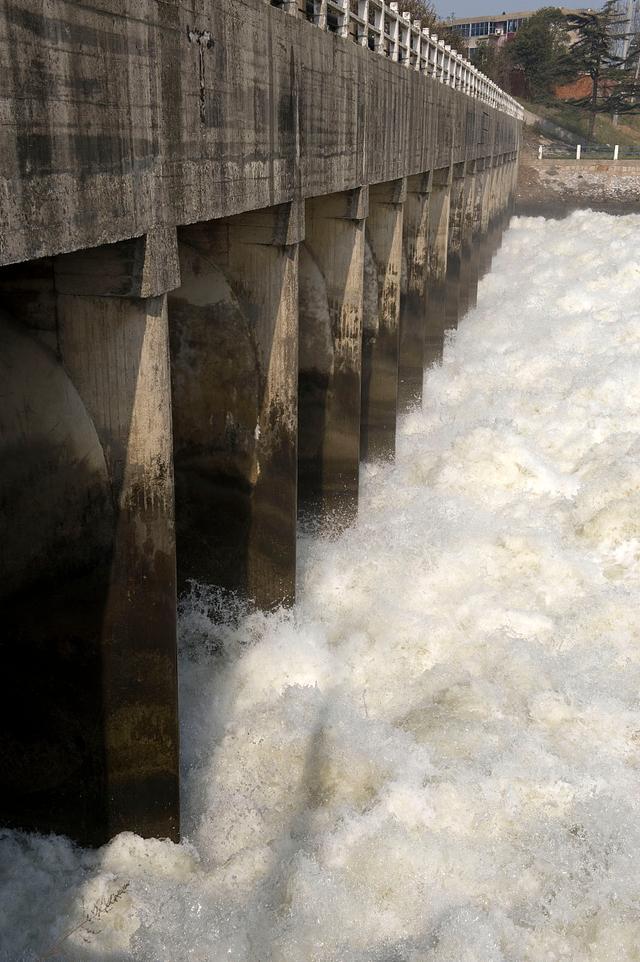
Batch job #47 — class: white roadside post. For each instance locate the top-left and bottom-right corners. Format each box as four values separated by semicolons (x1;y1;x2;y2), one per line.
614;144;619;160
576;144;581;160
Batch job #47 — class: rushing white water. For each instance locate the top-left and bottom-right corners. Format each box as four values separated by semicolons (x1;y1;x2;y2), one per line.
3;210;640;961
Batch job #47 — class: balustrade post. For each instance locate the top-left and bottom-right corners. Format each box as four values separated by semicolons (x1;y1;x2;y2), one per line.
389;2;400;60
401;11;411;64
315;0;328;29
413;21;421;70
337;0;350;37
421;27;430;72
358;0;369;45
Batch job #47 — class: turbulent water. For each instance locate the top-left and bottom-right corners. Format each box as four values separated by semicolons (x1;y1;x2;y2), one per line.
3;210;640;961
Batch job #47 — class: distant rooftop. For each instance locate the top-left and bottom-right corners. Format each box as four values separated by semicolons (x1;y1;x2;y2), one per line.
447;6;591;24
448;10;534;24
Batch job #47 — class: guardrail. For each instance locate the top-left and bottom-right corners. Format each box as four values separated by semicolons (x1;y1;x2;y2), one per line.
538;143;640;160
267;0;524;120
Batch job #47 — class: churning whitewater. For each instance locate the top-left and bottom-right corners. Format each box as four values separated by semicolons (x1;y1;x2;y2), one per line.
3;210;640;961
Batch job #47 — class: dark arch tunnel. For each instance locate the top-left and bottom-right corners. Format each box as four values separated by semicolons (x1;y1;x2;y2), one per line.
0;258;180;847
0;306;119;843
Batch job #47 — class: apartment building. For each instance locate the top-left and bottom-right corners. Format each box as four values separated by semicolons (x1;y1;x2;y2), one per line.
448;9;533;53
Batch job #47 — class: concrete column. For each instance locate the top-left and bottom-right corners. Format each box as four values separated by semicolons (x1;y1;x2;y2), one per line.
499;157;510;217
474;157;491;282
398;172;430;410
477;156;496;281
458;161;478;318
465;159;489;309
507;153;519;212
299;188;366;522
481;159;495;234
361;178;405;461
0;230;181;846
169;203;300;610
483;157;504;271
444;161;467;331
491;157;509;256
489;156;502;223
424;165;451;366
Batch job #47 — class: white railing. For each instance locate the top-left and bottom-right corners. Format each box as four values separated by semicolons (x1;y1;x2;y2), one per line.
269;0;524;120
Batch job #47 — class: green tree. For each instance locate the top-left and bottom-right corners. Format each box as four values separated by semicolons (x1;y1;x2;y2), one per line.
566;1;640;136
506;7;576;100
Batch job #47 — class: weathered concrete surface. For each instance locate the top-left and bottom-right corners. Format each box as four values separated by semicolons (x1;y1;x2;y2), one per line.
170;204;299;610
444;163;467;332
458;163;479;319
299;189;366;521
423;166;451;368
466;159;489;309
0;0;520;267
398;172;430;409
56;288;179;842
360;179;405;461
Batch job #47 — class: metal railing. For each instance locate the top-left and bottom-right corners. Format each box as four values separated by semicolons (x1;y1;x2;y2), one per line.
538;143;640;160
267;0;524;120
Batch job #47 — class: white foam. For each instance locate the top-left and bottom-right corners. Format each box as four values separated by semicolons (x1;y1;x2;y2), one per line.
3;210;640;961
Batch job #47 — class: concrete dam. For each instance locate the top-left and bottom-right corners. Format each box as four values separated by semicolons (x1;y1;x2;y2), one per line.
0;0;522;848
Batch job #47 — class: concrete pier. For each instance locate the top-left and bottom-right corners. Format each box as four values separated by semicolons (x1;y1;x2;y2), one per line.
398;173;431;409
0;0;521;844
477;159;497;281
0;237;180;845
170;205;300;610
458;161;479;317
360;180;405;461
444;163;467;332
299;190;366;521
424;167;452;367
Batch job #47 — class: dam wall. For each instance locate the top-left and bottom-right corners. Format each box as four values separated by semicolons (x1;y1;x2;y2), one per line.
0;0;522;845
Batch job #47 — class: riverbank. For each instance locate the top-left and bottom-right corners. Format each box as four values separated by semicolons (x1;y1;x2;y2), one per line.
516;122;640;217
517;157;640;217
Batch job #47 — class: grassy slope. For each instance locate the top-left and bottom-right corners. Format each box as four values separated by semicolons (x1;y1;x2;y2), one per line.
518;98;640;146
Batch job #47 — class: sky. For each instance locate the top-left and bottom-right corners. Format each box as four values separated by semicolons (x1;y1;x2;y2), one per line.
434;0;598;19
